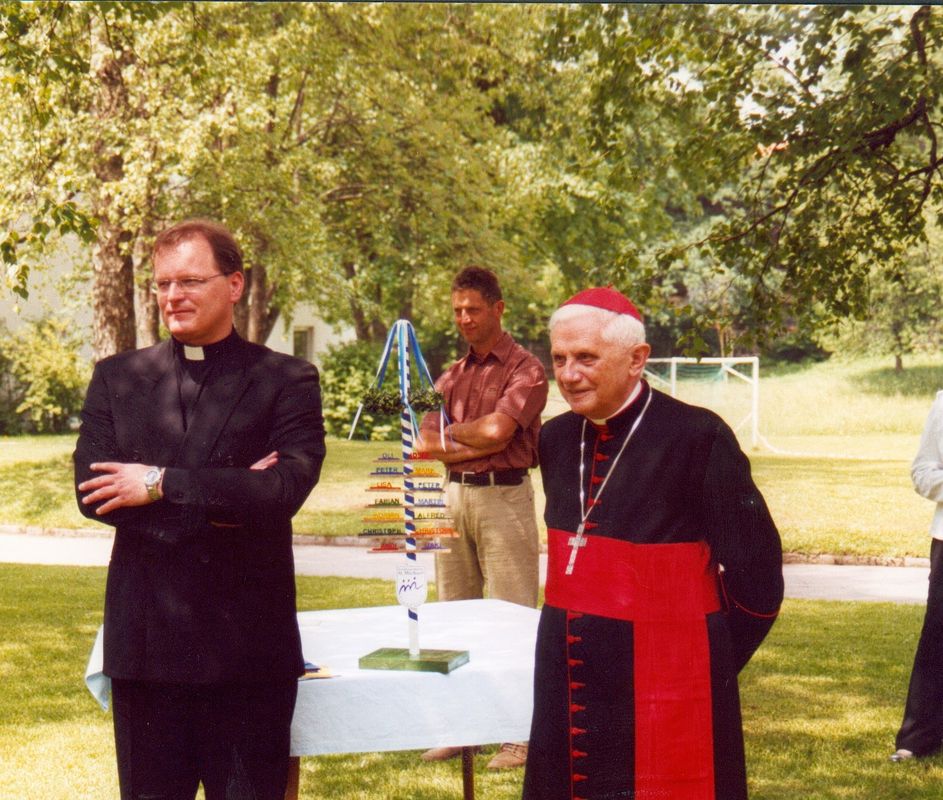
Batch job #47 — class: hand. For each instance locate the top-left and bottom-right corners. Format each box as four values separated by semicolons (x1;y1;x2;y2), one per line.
250;451;279;470
79;463;154;515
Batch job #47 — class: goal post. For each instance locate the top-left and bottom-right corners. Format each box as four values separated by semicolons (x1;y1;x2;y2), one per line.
644;357;760;449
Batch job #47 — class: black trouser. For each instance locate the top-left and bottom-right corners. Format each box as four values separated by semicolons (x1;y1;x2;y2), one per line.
897;538;943;755
111;678;298;800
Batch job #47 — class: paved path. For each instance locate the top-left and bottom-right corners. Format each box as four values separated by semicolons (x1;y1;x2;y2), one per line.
781;562;928;604
0;531;930;605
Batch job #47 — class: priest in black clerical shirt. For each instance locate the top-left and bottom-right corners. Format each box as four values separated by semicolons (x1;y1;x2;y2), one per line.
522;287;783;800
74;219;325;800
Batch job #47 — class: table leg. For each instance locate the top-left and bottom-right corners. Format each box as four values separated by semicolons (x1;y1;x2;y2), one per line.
285;756;300;800
461;746;475;800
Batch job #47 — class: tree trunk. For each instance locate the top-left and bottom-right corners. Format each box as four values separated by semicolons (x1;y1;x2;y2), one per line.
134;281;161;347
239;219;281;345
229;279;279;344
715;323;727;358
89;12;136;360
234;295;249;339
244;259;280;344
133;222;161;347
90;219;136;359
344;260;371;341
232;60;284;347
893;326;905;373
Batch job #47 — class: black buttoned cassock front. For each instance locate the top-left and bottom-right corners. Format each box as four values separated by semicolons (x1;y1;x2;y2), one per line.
522;383;783;800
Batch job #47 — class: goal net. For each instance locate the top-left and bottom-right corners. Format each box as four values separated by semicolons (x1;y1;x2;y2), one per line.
644;357;759;449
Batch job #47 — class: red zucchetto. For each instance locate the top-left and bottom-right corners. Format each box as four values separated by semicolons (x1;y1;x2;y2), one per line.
561;286;643;321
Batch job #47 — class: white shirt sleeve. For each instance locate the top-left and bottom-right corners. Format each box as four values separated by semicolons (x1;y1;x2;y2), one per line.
912;391;943;502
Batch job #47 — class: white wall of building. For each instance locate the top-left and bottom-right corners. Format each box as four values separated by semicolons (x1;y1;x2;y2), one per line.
0;240;95;357
264;306;355;366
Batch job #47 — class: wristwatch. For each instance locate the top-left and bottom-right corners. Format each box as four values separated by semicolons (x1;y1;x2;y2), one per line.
144;467;164;502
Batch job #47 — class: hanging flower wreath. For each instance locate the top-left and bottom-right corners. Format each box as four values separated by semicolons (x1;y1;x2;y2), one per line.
361;386;443;415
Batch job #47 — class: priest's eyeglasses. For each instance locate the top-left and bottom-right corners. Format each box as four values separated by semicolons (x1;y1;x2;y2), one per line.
150;274;227;296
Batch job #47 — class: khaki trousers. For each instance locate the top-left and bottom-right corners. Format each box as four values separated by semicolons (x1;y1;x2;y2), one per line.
435;475;540;608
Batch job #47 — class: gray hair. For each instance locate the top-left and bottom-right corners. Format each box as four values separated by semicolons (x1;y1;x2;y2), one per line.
549;303;647;349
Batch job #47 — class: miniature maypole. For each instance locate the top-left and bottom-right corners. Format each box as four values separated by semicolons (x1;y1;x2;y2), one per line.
351;320;468;673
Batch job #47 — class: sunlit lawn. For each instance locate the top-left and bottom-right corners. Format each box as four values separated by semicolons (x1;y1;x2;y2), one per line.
0;436;927;558
3;355;943;558
753;454;929;558
0;434;79;466
3;563;943;799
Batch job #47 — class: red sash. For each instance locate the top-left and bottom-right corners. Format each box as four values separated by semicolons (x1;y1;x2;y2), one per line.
545;528;721;800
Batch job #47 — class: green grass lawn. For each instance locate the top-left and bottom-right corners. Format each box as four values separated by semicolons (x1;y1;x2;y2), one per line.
754;455;929;558
2;562;942;799
3;355;943;557
741;598;943;800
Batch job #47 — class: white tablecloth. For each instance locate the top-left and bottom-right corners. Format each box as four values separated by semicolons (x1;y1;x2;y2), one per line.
86;598;539;756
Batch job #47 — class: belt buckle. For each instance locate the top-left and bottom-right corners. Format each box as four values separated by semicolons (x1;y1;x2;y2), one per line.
460;471;476;486
477;471;495;486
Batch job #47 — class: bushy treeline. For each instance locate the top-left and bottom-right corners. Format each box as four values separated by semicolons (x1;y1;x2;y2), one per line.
320;338;455;442
0;319;89;434
320;341;396;442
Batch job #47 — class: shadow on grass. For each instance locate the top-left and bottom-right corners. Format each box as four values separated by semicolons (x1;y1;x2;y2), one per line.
741;599;943;799
299;748;524;800
0;454;86;526
760;360;823;378
850;365;943;398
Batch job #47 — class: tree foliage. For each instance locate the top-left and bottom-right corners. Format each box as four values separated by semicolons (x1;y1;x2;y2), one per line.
4;4;943;364
531;5;943;353
1;3;544;360
819;220;943;371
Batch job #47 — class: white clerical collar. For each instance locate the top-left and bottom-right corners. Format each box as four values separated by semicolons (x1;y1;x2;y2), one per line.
183;345;205;361
590;381;642;425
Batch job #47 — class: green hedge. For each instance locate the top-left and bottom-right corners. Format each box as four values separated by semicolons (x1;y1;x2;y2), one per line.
319;340;398;441
0;318;90;434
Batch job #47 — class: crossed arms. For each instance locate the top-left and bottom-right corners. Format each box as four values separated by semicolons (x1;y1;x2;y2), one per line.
73;357;326;527
415;411;518;464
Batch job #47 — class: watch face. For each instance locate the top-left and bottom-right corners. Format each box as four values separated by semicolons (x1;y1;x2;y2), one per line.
144;468;160;485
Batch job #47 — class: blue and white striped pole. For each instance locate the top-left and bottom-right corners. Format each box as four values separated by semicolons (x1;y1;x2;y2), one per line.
397;321;421;657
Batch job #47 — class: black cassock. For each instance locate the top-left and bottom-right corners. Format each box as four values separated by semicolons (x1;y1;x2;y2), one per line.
523;382;783;800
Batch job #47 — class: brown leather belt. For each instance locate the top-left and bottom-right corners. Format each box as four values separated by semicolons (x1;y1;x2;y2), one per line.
447;468;527;487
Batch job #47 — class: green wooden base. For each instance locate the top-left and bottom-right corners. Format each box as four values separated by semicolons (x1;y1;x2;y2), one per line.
358;647;469;674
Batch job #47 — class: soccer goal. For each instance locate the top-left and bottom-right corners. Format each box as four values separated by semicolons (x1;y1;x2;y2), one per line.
644;357;760;449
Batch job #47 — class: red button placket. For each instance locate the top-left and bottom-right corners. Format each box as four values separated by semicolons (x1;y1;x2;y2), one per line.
567;425;610;799
566;610;588;800
587;426;610;514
